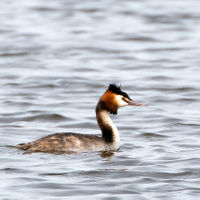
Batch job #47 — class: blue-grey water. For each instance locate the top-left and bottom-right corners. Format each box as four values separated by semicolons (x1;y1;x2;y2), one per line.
0;0;200;199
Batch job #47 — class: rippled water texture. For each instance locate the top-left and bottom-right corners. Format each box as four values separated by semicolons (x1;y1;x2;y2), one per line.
1;0;200;199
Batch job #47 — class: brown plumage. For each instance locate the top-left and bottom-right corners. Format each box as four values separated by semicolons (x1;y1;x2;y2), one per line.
18;133;107;153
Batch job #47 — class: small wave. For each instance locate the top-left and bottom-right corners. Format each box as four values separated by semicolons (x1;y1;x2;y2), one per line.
175;122;200;127
22;114;68;122
0;52;28;57
0;113;71;123
139;132;168;138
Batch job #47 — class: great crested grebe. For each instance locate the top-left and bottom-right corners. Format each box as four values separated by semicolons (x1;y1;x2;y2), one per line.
18;84;145;153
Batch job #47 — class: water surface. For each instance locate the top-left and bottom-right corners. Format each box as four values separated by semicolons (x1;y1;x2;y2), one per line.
0;0;200;199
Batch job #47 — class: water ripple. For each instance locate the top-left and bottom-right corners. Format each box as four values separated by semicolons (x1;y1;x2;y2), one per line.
1;0;200;199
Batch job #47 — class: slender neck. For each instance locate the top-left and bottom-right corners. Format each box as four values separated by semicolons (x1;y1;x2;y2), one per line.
96;101;120;148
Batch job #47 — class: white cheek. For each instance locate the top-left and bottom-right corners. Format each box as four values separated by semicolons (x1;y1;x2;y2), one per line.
115;95;129;107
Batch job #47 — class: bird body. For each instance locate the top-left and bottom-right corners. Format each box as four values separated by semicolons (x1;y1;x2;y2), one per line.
18;84;144;153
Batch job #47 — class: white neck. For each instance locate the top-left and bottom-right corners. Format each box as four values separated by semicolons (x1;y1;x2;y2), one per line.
96;102;120;150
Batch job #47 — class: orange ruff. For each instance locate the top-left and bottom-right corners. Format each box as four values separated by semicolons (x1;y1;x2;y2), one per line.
100;90;118;113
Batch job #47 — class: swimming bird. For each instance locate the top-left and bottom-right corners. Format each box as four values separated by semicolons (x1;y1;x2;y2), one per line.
18;84;144;153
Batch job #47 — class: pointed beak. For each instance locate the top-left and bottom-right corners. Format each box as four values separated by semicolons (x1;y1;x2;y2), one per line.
126;98;146;106
122;97;146;106
128;100;146;106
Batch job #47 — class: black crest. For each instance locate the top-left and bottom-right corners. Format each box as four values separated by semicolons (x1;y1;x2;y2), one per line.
108;84;130;99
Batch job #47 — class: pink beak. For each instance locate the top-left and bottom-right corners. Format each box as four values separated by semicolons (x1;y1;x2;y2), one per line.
128;100;146;106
